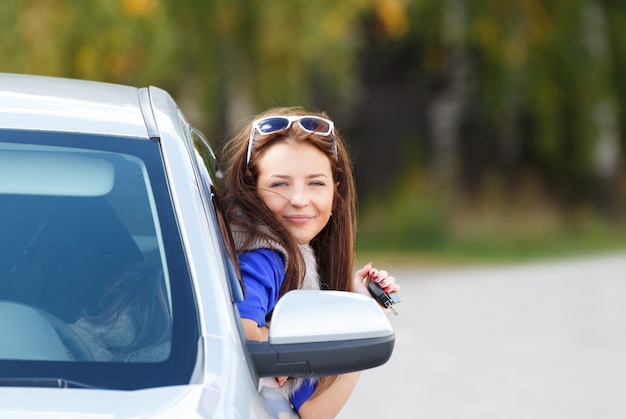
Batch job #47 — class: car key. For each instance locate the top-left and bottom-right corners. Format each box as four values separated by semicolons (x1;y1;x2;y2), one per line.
367;280;401;316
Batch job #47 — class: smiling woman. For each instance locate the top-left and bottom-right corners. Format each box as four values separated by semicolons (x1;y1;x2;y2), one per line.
220;106;401;418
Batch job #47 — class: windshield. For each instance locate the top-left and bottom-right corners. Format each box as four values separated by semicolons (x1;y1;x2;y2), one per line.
0;130;199;390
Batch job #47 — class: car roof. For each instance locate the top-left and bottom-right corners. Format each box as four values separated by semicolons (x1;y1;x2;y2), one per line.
0;73;151;138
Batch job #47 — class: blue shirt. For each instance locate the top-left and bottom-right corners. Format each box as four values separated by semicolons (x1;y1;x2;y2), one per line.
236;249;284;328
236;249;317;412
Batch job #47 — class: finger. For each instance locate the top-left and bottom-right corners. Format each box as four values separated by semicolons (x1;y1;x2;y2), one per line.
356;262;372;279
383;277;400;293
386;284;400;294
357;263;373;285
369;268;388;284
377;275;397;291
378;274;393;286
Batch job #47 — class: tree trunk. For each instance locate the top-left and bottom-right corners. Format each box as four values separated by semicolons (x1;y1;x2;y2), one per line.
584;3;622;215
428;0;470;203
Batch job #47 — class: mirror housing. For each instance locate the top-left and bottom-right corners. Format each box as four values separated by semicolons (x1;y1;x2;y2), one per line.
246;290;395;378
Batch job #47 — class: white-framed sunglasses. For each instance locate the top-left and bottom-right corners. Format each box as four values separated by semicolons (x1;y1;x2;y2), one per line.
246;115;337;165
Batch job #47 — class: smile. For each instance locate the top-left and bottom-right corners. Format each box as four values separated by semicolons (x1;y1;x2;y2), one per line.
284;215;314;224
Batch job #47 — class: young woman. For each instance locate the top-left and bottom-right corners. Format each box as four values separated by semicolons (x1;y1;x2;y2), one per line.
220;107;399;418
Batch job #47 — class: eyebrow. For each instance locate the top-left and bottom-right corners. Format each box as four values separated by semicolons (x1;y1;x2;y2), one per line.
269;173;329;179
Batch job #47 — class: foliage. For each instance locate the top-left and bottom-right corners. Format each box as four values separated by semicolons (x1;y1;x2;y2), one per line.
357;170;626;264
2;0;626;259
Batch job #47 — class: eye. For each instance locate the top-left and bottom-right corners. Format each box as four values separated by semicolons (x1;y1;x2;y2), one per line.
309;181;326;187
271;181;288;188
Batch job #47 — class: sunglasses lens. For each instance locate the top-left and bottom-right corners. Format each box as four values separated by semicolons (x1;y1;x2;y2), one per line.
257;117;290;134
300;117;331;134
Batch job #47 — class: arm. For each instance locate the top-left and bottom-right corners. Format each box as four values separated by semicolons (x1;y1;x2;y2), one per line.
237;250;289;387
298;372;361;419
236;249;285;336
241;318;270;342
297;263;399;417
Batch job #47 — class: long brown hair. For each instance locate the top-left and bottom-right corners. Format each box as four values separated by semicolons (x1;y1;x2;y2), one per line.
220;106;357;397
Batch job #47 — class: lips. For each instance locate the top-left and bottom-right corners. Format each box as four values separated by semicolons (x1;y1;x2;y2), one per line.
283;215;314;224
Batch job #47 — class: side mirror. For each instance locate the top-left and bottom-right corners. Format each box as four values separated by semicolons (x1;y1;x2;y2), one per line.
246;290;395;378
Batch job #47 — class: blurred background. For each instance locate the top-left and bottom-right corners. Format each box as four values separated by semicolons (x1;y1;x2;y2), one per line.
3;0;626;264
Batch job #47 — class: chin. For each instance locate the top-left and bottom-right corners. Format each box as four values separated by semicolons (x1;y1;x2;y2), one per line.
292;234;313;245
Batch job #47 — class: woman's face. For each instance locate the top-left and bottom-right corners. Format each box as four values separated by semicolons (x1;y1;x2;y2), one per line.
256;140;335;245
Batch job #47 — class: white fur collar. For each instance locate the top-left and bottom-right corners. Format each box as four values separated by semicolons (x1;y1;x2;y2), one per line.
298;244;320;290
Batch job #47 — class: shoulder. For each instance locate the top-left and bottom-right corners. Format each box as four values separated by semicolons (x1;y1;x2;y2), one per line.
240;249;285;271
231;223;289;267
239;249;286;285
237;249;286;324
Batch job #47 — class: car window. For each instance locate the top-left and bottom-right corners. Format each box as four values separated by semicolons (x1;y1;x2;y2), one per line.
0;130;199;390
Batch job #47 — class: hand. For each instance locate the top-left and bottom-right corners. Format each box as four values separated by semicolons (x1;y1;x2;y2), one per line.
353;262;400;297
260;376;288;388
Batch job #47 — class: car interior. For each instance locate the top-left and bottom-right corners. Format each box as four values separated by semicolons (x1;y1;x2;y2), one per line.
0;143;172;363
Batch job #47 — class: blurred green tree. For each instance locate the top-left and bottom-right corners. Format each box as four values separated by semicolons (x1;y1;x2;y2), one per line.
1;0;626;253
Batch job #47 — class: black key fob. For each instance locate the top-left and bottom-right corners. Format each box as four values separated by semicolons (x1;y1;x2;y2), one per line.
367;280;400;315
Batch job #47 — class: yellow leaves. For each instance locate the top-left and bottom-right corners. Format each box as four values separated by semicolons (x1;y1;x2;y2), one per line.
375;0;409;39
504;36;528;71
473;1;548;45
320;8;355;42
75;45;99;78
15;1;69;75
474;18;499;49
75;42;130;82
213;4;239;38
524;0;549;46
472;0;551;71
314;0;409;42
121;0;157;17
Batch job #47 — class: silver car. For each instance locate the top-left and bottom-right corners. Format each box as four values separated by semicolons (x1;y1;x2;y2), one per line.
0;73;395;417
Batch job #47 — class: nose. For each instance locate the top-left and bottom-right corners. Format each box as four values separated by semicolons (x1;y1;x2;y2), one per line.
288;187;309;208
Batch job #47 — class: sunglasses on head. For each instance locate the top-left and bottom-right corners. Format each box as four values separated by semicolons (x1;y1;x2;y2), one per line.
246;115;337;165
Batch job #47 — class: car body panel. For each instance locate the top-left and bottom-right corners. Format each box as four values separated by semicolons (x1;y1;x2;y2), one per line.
0;73;148;138
0;386;240;418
